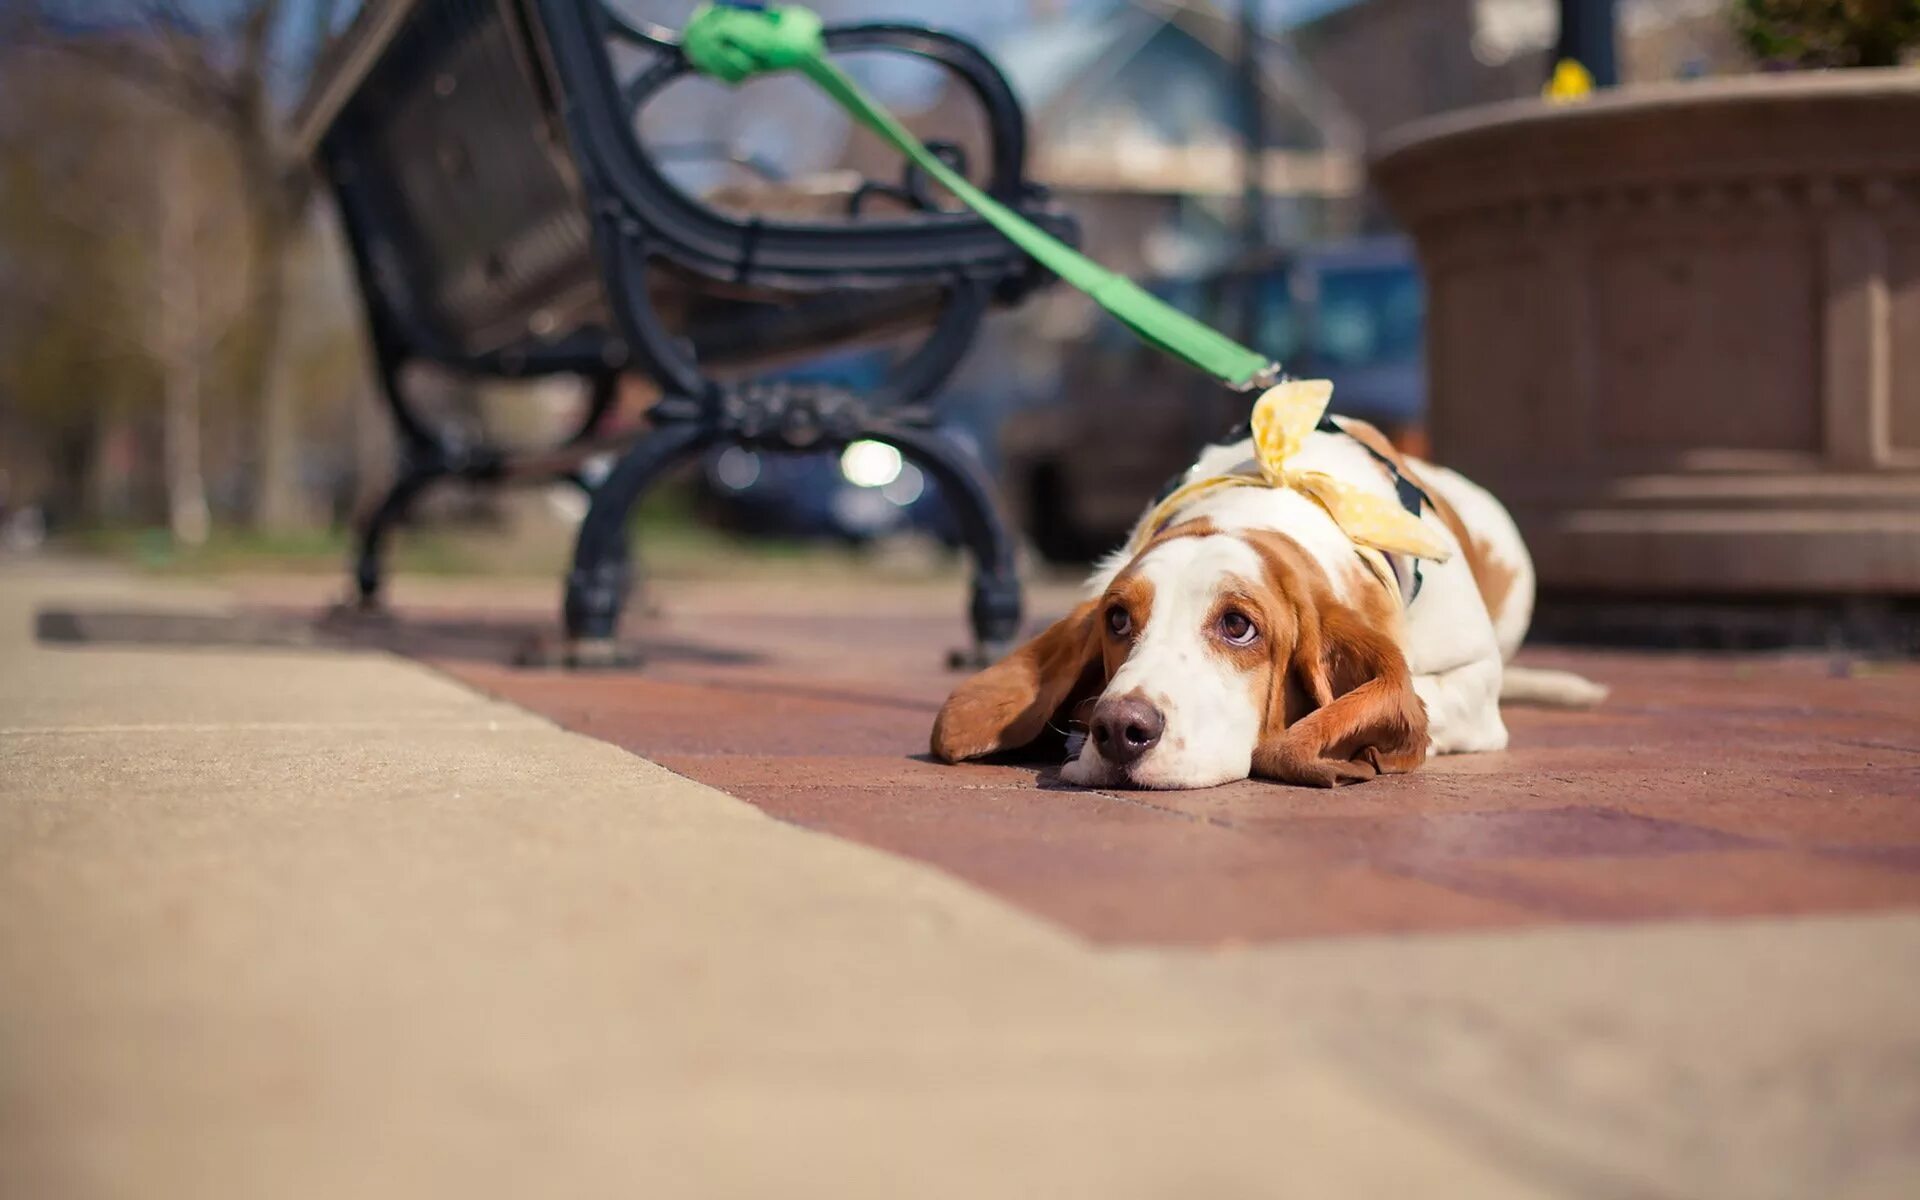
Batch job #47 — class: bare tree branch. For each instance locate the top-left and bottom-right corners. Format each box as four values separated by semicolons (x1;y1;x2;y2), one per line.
306;0;344;54
15;16;235;126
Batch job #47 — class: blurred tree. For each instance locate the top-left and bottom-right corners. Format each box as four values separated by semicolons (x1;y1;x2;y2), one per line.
6;0;345;532
0;55;159;526
151;128;254;546
0;46;252;544
1734;0;1920;68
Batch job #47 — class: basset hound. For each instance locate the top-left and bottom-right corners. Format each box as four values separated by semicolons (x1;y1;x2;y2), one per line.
932;384;1603;789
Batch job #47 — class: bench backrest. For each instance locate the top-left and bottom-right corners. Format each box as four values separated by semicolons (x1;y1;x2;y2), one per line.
306;0;607;369
300;0;1071;397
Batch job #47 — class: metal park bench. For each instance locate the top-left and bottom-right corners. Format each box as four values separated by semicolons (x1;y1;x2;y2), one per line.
291;0;1073;665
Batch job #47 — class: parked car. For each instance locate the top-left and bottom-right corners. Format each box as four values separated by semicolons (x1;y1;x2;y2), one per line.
998;236;1426;561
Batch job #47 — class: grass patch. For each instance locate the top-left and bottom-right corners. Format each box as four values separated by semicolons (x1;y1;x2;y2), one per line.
56;506;986;586
53;483;1088;588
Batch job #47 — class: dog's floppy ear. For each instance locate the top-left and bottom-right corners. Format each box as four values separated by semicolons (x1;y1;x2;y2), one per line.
932;601;1103;762
1253;600;1427;787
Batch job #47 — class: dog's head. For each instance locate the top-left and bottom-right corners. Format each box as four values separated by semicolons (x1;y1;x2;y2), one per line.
931;521;1428;788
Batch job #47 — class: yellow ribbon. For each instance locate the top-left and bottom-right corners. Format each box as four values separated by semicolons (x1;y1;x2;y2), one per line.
1129;380;1455;571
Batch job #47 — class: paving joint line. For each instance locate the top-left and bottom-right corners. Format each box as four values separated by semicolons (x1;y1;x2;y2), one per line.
1089;788;1232;828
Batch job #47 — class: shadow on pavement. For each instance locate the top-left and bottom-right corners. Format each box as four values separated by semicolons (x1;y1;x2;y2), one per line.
33;605;763;669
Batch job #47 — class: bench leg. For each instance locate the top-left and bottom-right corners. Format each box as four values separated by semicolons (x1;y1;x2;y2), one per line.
866;423;1023;669
354;369;616;617
352;459;442;610
561;420;713;666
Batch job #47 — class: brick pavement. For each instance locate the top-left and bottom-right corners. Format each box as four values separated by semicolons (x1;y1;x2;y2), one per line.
229;576;1920;945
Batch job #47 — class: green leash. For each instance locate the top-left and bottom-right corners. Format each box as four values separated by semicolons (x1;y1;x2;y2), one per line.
680;2;1280;392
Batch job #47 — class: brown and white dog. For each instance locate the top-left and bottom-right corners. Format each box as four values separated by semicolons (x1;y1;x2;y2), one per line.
931;418;1602;788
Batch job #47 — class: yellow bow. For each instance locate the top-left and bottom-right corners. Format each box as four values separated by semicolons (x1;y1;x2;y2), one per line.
1129;380;1455;567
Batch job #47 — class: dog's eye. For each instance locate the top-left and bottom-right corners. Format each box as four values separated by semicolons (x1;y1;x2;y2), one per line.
1218;610;1257;645
1105;605;1131;637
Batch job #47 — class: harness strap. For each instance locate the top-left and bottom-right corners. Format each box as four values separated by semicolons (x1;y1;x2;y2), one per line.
1327;416;1429;602
1321;415;1433;519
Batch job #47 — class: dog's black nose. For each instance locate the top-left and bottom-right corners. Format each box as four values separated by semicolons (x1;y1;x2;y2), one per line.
1090;694;1165;766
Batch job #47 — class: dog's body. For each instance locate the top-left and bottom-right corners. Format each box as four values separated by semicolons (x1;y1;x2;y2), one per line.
933;416;1601;788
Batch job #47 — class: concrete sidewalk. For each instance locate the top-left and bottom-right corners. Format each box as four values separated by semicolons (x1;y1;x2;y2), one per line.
3;560;1917;1199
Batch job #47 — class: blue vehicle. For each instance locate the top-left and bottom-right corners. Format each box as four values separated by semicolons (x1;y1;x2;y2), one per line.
1287;237;1425;431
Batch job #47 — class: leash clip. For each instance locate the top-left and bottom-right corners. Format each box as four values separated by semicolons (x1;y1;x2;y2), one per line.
1236;362;1285;393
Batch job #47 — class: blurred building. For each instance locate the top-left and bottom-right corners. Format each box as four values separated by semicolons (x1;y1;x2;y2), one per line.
996;0;1363;276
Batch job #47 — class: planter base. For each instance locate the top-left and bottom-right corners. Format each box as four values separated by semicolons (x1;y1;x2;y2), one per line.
1530;591;1920;655
1510;469;1920;594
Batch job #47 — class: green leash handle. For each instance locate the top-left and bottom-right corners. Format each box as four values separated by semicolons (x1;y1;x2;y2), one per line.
680;2;1280;392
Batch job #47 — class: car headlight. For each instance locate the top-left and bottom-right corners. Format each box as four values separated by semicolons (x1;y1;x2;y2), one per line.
839;440;902;489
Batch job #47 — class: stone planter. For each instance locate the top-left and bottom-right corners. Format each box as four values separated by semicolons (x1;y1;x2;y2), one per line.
1373;70;1920;597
